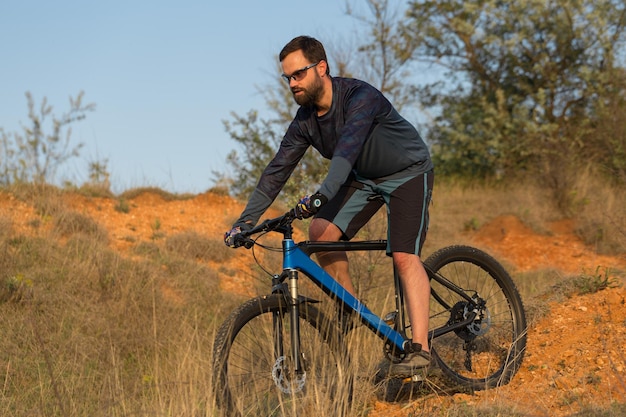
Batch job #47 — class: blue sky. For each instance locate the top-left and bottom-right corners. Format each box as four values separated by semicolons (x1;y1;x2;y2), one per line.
0;1;364;193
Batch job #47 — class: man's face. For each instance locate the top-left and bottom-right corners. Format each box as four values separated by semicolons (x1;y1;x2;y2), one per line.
281;50;324;107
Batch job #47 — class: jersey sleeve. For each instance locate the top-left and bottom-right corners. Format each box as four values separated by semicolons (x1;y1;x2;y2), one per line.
234;119;310;227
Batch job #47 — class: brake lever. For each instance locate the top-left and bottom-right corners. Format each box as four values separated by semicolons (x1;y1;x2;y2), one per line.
234;233;254;249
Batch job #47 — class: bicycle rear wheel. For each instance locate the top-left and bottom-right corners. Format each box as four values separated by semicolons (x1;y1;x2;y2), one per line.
425;245;527;390
212;294;353;416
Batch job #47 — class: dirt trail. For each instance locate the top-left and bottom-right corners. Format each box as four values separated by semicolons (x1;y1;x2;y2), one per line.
1;190;624;416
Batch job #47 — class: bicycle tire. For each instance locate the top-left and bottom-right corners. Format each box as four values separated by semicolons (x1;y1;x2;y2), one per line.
425;245;527;390
212;294;353;417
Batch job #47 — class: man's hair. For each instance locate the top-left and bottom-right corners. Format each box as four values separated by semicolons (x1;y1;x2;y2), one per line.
279;35;330;75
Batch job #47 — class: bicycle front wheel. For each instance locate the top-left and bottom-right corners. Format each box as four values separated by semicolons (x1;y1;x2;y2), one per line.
212;294;353;417
425;245;527;390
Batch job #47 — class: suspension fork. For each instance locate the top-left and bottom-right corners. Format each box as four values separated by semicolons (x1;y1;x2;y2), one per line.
272;274;285;360
271;270;305;374
287;269;305;373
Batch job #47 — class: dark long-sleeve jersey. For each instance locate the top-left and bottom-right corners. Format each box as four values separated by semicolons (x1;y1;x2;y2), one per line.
235;77;433;228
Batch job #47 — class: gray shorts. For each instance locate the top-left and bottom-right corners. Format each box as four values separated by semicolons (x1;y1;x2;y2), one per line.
315;169;434;256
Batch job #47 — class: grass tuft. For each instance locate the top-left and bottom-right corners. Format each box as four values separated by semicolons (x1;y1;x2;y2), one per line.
53;210;108;242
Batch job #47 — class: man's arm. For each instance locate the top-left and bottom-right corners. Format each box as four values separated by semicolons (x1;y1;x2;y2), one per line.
233;119;310;228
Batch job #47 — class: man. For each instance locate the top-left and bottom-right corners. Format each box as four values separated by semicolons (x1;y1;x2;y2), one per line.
224;35;434;378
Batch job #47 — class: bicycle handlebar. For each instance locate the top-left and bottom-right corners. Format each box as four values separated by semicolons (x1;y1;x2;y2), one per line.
233;210;297;249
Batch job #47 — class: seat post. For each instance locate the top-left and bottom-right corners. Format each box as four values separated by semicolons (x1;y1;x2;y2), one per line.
393;264;409;339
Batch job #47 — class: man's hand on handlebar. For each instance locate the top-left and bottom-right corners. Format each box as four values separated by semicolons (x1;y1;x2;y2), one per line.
292;192;328;219
224;222;254;248
224;226;243;248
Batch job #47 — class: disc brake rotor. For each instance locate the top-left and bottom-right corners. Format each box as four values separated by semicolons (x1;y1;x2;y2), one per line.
271;356;306;394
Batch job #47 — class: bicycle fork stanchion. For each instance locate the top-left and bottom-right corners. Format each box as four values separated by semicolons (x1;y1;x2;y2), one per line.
271;276;285;367
272;311;284;360
288;269;305;375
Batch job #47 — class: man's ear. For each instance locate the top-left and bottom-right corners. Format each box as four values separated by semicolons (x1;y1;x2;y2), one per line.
317;60;328;76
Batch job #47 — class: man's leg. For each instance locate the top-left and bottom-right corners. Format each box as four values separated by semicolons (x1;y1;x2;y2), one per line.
308;218;356;295
392;252;430;352
387;250;433;378
381;170;433;377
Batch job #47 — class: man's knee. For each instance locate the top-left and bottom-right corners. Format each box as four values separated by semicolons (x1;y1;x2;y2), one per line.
309;218;342;241
392;252;423;270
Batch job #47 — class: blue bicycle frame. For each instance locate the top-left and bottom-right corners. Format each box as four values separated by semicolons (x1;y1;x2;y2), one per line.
282;238;410;353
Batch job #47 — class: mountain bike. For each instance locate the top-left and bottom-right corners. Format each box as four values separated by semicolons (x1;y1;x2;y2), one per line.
212;211;527;416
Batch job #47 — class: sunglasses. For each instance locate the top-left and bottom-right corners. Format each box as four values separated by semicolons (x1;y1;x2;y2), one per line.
281;62;320;83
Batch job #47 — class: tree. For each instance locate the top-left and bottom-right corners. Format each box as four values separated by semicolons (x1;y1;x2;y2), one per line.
401;0;626;186
581;67;626;183
0;91;95;185
345;0;420;112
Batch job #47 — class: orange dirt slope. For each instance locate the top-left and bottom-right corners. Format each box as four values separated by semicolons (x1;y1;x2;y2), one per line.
1;190;624;416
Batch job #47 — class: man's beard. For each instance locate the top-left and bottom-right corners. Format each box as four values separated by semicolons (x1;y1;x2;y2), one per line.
292;76;323;107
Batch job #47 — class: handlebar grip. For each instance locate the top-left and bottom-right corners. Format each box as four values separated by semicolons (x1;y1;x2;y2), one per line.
233;233;254;249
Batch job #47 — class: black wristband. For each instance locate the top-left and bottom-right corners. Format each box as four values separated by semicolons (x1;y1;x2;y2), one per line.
309;192;328;213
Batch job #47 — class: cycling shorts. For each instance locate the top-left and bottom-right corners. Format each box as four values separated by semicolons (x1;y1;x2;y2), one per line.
315;169;434;256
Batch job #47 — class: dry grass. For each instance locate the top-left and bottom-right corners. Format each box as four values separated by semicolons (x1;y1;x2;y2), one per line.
569;167;626;255
0;202;229;416
0;173;624;416
165;231;234;264
118;186;195;202
424;175;626;257
424;178;558;253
